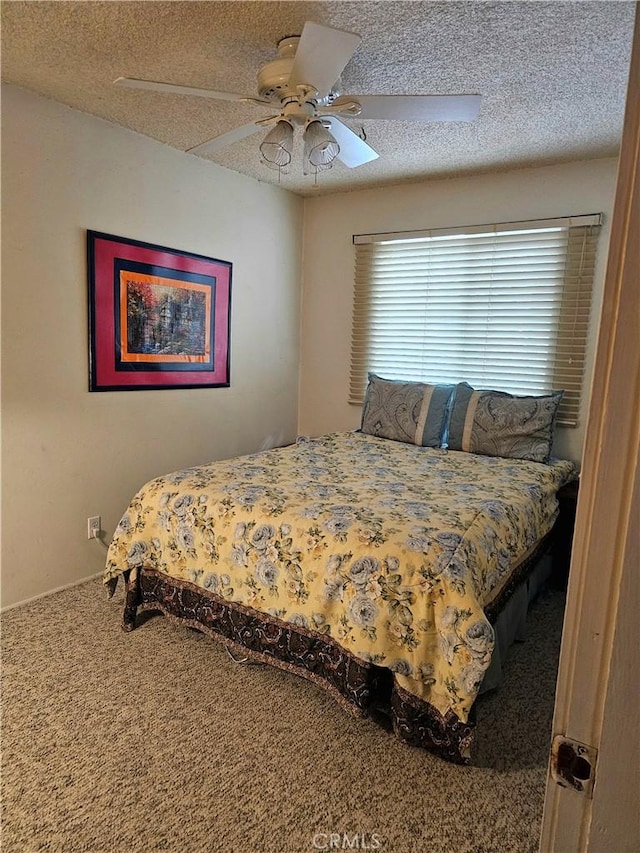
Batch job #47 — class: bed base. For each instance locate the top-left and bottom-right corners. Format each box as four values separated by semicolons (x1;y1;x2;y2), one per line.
122;567;475;764
120;533;552;765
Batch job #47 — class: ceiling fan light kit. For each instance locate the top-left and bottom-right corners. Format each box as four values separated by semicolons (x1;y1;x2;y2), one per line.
260;117;340;178
115;21;482;181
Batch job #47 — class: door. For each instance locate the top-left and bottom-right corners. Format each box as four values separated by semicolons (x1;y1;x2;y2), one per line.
539;6;640;851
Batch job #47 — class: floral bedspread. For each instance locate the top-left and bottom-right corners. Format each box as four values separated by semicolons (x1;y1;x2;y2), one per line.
104;432;574;723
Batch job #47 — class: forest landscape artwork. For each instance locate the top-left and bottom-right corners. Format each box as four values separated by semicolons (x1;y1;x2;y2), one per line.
88;231;232;391
121;272;211;364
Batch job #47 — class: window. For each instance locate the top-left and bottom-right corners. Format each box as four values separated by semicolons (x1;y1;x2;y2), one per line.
350;214;602;427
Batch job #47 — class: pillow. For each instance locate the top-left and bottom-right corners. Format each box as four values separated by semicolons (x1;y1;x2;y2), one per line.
361;373;455;447
447;382;563;463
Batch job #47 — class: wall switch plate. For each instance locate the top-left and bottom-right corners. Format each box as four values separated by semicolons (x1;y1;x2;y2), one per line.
87;516;101;540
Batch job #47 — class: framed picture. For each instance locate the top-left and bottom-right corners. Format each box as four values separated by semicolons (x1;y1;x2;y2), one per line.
88;231;231;391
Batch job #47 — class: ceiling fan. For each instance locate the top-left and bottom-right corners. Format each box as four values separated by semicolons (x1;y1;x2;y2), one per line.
115;21;481;176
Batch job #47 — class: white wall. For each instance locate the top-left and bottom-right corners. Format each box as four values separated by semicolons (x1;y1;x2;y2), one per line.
1;84;303;607
298;159;619;462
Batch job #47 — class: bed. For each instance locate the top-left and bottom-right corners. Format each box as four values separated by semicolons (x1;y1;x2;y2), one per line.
104;417;575;764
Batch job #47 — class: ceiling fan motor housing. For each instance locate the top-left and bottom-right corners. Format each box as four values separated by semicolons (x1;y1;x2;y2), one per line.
257;35;342;106
257;38;298;100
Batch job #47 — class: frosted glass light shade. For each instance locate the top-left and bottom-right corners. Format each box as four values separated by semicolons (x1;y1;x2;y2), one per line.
260;120;293;167
303;120;340;169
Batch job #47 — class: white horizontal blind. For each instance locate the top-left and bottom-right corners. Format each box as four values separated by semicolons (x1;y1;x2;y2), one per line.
350;217;601;427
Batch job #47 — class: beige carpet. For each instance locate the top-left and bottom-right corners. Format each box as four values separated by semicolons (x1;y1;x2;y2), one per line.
1;578;564;853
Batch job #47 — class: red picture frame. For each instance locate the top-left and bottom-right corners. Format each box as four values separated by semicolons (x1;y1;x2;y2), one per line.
88;231;231;391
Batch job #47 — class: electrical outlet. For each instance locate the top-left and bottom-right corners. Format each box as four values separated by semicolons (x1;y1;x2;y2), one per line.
87;516;101;540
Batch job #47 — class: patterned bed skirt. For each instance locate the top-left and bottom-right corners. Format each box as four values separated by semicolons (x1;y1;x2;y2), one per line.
120;534;551;765
122;568;476;764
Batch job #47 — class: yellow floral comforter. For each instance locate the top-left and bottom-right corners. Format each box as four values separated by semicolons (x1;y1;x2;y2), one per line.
104;432;574;723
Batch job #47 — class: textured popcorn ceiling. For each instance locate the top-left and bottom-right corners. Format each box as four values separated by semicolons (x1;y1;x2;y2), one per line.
1;1;635;197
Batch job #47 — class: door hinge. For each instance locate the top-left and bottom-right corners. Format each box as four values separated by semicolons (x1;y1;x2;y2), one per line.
550;735;598;797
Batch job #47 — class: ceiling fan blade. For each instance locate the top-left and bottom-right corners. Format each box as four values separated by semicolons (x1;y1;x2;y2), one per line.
322;117;379;168
338;94;482;122
114;77;272;106
187;122;267;155
288;22;361;98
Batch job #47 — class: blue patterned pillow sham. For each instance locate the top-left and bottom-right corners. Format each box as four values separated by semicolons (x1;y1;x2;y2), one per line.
361;373;455;448
447;382;563;463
